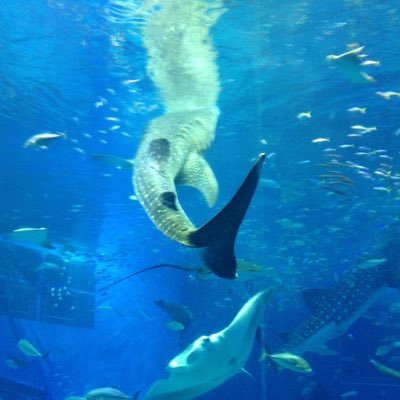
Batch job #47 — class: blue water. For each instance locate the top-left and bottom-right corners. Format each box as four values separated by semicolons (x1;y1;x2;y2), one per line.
1;1;400;399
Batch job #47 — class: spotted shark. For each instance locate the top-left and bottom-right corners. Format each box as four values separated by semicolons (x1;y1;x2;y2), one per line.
144;289;275;400
96;0;265;279
134;115;266;279
92;148;265;279
132;0;265;279
282;239;400;356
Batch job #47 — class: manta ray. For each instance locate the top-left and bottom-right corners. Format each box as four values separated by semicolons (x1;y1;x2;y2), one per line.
144;289;276;400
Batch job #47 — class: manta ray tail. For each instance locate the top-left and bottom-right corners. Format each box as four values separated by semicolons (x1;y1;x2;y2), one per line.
189;153;266;279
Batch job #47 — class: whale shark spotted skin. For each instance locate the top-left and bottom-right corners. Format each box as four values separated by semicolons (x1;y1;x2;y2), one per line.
133;107;265;278
283;246;400;356
133;108;219;247
144;289;275;400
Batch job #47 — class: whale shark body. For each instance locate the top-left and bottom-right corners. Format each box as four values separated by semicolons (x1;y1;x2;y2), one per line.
102;1;265;279
283;239;400;356
144;289;275;400
134;118;266;279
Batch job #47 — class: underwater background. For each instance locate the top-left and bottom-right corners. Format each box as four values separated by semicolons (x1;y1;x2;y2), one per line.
1;0;400;399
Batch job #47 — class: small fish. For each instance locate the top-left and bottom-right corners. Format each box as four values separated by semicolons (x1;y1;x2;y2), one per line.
351;125;377;133
335;175;353;184
260;179;281;190
347;133;362;137
373;186;391;193
326;45;365;61
324;180;351;187
374;170;388;178
96;304;115;312
339;144;355;149
24;132;66;148
375;344;392;356
94;97;107;108
166;321;185;331
375;91;400;100
326;46;376;83
318;174;340;179
312;138;330;143
320;186;347;196
370;359;400;380
359;258;386;270
323;153;343;158
5;356;27;369
86;387;138;400
340;390;359;398
297;111;312;119
317;163;333;168
260;351;312;374
155;300;193;332
347;107;366;114
36;262;61;272
361;60;380;67
122;79;140;85
6;227;53;249
17;339;46;358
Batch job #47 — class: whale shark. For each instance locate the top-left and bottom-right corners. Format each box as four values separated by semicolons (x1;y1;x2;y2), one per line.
281;236;400;356
144;289;276;400
134;1;264;279
94;151;265;279
99;1;264;279
134;132;265;279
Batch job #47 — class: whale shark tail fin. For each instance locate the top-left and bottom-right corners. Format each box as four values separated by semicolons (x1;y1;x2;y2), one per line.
189;153;266;279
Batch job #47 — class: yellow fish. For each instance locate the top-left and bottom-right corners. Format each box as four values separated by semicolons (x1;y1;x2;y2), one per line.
297;111;312;119
260;350;312;374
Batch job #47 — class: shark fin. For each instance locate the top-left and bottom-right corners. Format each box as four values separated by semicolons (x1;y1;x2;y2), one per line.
189;153;266;279
91;153;134;169
302;288;328;310
176;152;218;207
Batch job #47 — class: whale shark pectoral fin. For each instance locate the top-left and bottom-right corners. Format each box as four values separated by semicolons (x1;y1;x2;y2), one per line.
189;153;266;279
176;153;218;207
